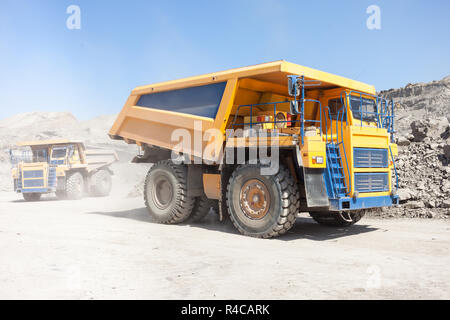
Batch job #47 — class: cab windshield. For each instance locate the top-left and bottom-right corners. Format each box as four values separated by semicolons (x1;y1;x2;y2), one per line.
52;147;67;158
349;96;378;123
9;147;47;164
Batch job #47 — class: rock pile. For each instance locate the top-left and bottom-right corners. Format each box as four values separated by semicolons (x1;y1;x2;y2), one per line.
388;123;450;218
376;76;450;218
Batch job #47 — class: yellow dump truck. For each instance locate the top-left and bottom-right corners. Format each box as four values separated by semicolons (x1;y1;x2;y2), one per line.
109;60;399;238
10;140;118;201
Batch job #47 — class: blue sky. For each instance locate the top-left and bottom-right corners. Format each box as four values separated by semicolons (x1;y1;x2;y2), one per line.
0;0;449;120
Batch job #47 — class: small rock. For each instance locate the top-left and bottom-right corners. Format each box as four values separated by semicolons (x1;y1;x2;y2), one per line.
411;120;428;142
441;199;450;208
424;200;436;208
443;144;450;160
398;188;413;201
442;181;450;193
397;136;411;146
404;201;425;209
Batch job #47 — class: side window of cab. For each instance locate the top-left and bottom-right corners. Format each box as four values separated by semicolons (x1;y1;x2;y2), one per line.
327;98;346;121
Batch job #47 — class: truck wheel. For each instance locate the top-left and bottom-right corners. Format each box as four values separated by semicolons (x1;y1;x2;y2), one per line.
144;160;195;224
309;210;366;227
189;194;219;223
65;172;84;200
23;193;41;201
226;164;300;238
90;169;112;197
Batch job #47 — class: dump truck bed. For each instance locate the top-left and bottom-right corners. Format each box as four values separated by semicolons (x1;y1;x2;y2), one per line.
109;60;375;162
85;149;119;172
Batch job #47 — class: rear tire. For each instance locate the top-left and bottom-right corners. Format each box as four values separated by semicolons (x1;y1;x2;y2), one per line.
65;172;84;200
309;210;366;227
144;160;195;224
22;193;41;201
226;163;300;238
189;194;219;223
90;169;112;197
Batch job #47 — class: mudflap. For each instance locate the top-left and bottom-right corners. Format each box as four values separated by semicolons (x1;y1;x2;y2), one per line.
303;167;330;207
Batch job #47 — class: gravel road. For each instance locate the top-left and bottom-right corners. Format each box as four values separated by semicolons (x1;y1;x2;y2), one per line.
0;191;449;300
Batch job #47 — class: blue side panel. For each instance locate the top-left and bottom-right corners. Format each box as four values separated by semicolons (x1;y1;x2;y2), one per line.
137;82;227;119
329;195;399;211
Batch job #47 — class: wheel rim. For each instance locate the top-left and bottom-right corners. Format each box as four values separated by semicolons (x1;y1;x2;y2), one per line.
239;179;270;220
152;174;174;210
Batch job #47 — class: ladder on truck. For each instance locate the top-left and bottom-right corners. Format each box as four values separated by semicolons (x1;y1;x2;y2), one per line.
323;106;350;199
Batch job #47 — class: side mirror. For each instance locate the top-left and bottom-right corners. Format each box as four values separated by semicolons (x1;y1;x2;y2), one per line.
290;100;299;114
288;75;300;97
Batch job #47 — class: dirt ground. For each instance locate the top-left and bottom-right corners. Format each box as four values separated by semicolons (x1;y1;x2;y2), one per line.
0;187;449;300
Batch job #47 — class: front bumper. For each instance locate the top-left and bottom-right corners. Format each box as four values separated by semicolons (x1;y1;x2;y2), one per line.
329;195;399;211
17;187;55;194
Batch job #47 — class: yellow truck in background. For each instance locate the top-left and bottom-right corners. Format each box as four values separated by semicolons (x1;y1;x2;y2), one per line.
109;60;399;238
10;140;118;201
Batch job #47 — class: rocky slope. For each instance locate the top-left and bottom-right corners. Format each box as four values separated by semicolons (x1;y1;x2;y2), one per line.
377;76;450;218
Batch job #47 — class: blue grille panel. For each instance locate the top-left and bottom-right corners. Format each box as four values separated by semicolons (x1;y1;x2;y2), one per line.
23;179;45;188
23;170;44;178
354;173;389;193
48;167;57;187
354;148;388;168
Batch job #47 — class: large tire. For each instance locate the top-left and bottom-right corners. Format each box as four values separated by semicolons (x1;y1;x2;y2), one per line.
144;160;195;224
90;169;112;197
226;163;300;238
65;172;84;200
23;193;41;201
189;194;219;223
309;210;366;227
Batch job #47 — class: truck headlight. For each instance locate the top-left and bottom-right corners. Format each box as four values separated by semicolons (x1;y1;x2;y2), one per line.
316;156;324;164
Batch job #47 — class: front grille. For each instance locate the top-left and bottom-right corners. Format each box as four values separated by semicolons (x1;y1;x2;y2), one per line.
354;148;388;168
23;170;44;179
23;179;45;188
354;173;389;193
